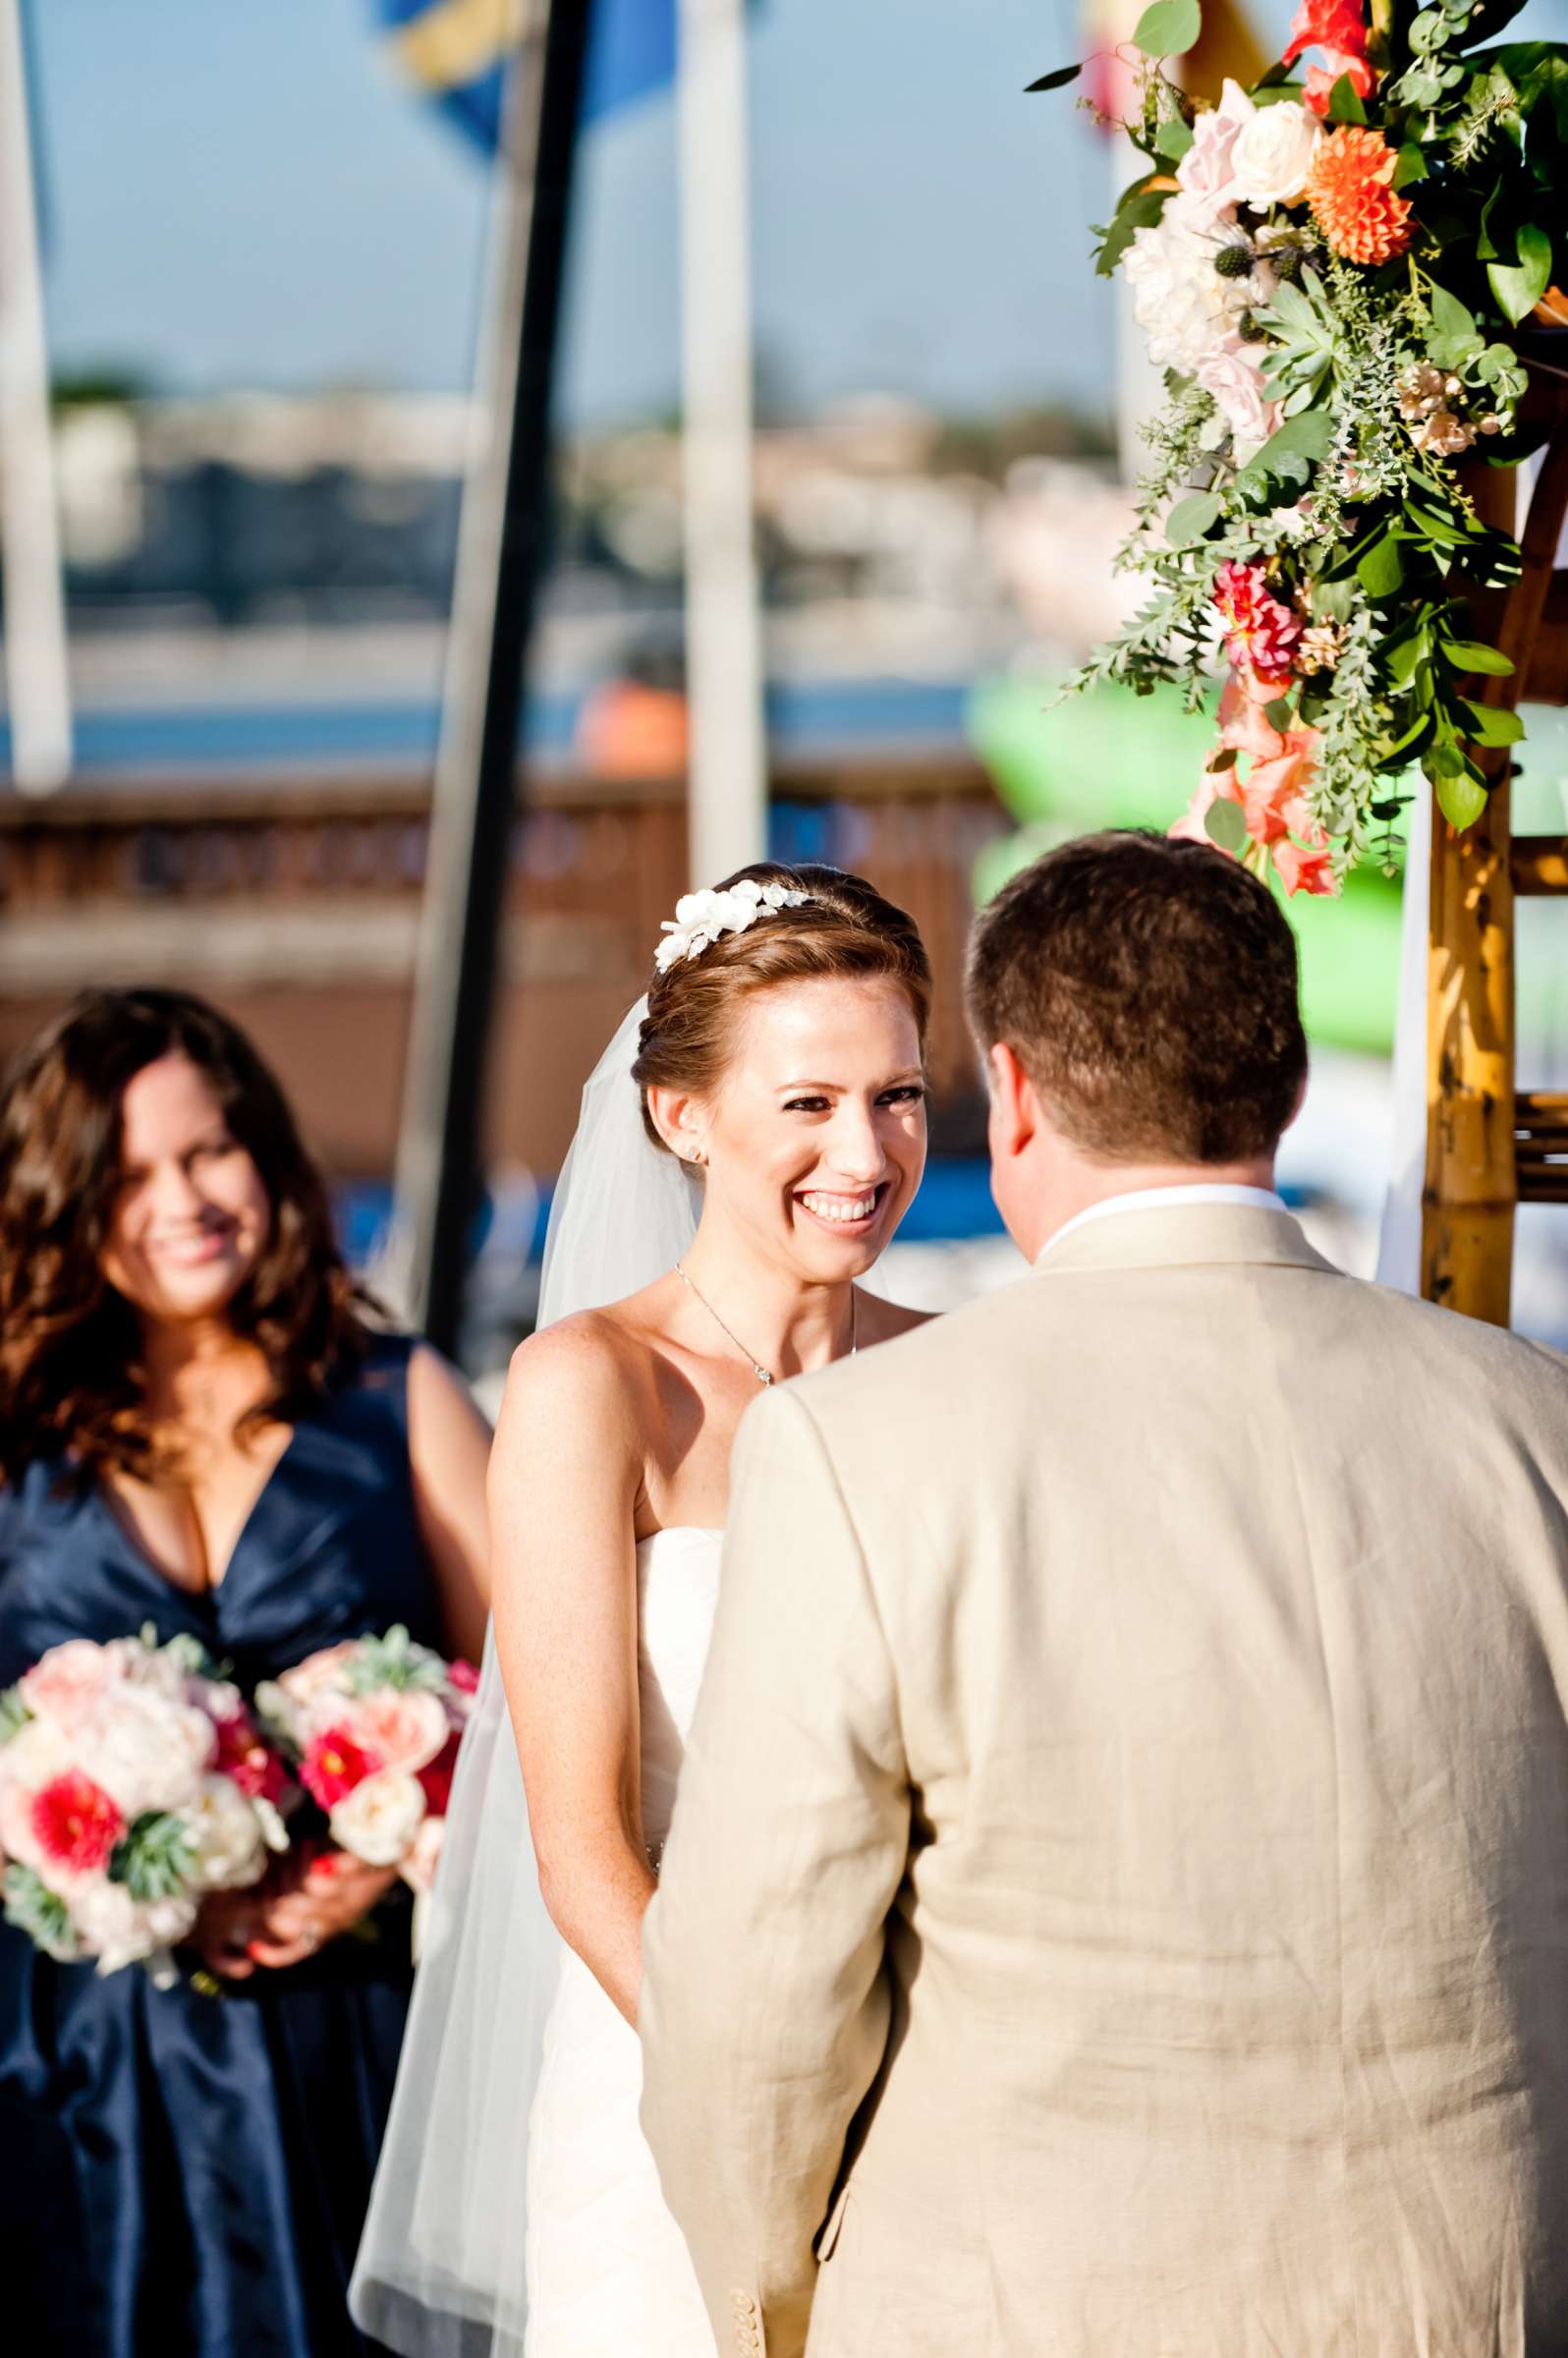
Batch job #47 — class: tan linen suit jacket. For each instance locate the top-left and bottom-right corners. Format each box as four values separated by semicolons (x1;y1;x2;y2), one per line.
640;1204;1568;2358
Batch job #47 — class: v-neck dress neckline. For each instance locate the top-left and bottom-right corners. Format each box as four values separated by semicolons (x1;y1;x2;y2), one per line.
99;1423;301;1600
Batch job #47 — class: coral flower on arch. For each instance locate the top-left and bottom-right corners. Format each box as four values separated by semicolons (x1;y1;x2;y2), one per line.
1306;126;1414;265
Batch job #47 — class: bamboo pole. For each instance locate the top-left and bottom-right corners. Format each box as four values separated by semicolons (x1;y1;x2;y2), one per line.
1420;463;1520;1323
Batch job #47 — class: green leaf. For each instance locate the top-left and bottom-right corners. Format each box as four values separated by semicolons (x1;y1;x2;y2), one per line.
1377;713;1433;764
1165;490;1223;546
1428;282;1477;342
1026;64;1083;92
1384;633;1428;690
1153;113;1195;160
1433;767;1489;828
1487;223;1552;325
1132;0;1201;58
1096;190;1169;278
1232;406;1333;500
1204;796;1248;853
1460;699;1526;746
1312;576;1357;625
1440;639;1515;675
1392;141;1430;190
1328;73;1369;123
1263;698;1295;732
110;1812;198;1904
1357;533;1406;599
3;1864;79;1962
0;1685;30;1745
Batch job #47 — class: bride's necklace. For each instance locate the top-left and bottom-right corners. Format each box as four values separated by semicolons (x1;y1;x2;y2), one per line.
673;1263;857;1386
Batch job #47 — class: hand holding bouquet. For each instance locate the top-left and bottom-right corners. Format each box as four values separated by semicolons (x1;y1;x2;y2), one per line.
256;1626;476;1899
0;1630;291;1981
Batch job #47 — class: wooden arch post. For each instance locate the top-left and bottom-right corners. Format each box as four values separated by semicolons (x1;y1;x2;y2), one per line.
1423;323;1568;1323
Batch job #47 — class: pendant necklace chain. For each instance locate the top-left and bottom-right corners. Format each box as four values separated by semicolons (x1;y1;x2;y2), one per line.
673;1263;857;1386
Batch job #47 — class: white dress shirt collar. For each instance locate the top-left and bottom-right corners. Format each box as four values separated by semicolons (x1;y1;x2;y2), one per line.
1040;1183;1287;1263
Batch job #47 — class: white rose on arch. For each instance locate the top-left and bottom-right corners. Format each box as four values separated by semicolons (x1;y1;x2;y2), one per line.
1174;78;1256;228
1196;341;1280;459
1124;211;1241;374
1228;100;1320;209
329;1768;428;1867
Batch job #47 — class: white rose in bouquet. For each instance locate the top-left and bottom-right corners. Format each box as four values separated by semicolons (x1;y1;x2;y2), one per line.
79;1684;214;1819
1228;101;1320;209
328;1768;427;1867
72;1877;196;1977
185;1773;269;1890
19;1639;125;1736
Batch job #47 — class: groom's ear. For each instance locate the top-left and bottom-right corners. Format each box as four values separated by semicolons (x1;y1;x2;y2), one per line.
986;1040;1039;1160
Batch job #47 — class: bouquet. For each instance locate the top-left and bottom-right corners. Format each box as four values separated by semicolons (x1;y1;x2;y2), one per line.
256;1627;477;1899
1034;0;1565;891
0;1630;292;1980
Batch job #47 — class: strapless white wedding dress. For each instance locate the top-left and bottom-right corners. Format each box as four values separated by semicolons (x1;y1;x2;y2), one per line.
523;1527;722;2357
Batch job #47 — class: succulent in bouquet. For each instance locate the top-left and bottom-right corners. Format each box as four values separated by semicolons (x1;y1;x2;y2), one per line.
1031;0;1564;890
255;1626;477;1900
0;1630;292;1982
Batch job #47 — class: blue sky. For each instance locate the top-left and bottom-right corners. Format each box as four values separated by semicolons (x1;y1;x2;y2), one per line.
29;0;1568;425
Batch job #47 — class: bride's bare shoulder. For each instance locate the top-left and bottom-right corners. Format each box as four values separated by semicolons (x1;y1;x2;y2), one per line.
496;1288;672;1434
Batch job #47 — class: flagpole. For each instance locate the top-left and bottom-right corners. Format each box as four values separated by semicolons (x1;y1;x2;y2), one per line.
389;0;592;1353
677;0;766;886
0;0;71;795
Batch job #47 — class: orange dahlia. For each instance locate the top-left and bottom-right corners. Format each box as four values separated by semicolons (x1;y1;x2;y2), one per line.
1306;126;1414;265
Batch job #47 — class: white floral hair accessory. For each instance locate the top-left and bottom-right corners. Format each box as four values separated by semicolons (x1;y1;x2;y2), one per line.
654;876;812;974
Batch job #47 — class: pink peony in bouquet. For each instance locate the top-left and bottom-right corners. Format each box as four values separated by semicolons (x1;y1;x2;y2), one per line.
0;1629;292;1980
255;1626;476;1899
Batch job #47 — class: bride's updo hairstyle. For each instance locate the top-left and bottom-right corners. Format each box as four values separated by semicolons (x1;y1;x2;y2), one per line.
633;861;931;1154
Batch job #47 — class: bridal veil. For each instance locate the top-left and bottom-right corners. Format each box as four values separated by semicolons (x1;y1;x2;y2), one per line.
351;1002;699;2356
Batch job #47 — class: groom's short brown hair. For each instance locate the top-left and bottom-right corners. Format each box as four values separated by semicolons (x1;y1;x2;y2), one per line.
965;831;1307;1164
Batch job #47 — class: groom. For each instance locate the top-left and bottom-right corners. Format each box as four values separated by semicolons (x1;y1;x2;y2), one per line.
641;831;1568;2356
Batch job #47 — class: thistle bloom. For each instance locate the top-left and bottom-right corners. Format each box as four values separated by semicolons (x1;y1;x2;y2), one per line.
1306;127;1414;266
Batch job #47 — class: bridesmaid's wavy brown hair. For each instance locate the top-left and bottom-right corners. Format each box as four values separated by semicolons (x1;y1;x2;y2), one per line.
632;862;932;1153
0;987;370;1486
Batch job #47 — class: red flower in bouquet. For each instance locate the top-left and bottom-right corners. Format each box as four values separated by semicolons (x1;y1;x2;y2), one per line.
1283;0;1375;117
417;1731;463;1820
301;1725;383;1811
211;1710;292;1809
1211;563;1303;687
29;1770;126;1877
1307;126;1413;264
447;1658;479;1697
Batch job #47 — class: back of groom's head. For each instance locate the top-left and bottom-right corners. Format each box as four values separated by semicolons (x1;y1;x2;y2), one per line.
966;831;1307;1165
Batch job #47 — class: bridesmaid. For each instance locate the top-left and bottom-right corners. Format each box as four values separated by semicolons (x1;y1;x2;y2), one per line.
0;987;490;2358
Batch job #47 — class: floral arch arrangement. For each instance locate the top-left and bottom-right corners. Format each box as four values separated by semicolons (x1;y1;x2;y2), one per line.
1036;0;1565;894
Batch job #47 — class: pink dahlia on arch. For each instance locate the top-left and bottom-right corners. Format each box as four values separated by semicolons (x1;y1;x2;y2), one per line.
1210;563;1303;687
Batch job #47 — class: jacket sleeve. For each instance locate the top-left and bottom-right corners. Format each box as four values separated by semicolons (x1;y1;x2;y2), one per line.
640;1381;910;2358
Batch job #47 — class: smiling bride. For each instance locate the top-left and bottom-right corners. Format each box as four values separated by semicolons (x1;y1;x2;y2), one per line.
355;862;934;2356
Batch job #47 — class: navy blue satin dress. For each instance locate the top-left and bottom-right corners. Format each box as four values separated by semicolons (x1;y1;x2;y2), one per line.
0;1336;441;2358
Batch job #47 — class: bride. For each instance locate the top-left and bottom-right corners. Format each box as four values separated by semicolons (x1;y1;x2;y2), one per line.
353;862;933;2355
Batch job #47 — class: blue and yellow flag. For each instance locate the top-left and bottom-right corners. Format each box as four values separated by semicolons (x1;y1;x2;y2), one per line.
376;0;689;149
